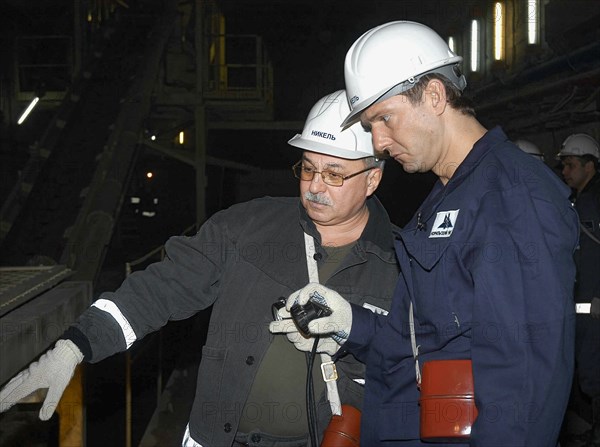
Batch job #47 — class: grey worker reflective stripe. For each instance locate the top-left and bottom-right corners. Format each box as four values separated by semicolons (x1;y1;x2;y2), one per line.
182;423;203;447
91;299;137;348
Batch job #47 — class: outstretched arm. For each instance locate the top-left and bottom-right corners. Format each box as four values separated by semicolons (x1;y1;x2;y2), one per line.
0;340;83;420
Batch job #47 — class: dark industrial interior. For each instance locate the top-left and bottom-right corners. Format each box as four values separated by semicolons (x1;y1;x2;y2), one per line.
0;0;599;445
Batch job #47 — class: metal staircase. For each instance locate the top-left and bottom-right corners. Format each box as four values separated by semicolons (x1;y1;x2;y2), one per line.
1;0;276;285
0;5;176;280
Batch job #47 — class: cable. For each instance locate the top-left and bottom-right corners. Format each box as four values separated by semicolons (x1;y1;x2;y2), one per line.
306;337;320;447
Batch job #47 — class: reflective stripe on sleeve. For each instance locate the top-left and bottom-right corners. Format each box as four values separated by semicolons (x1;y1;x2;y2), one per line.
182;424;203;446
92;299;137;348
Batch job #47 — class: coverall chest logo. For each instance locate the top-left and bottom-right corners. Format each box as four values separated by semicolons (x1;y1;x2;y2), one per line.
429;210;460;238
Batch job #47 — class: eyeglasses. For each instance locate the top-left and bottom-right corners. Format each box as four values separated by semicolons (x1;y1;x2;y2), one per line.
292;160;374;187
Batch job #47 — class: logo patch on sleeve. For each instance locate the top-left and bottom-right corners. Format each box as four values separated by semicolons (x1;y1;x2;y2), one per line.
429;209;460;238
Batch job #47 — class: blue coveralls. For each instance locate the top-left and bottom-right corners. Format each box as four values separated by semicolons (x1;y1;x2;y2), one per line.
572;172;600;400
345;127;579;446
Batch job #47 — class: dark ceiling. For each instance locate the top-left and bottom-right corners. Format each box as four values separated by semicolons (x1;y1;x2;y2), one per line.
3;0;598;129
218;0;481;120
0;0;484;121
0;0;598;230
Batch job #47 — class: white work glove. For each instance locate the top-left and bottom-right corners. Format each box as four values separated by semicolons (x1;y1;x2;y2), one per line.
269;306;341;355
0;339;83;420
270;283;352;354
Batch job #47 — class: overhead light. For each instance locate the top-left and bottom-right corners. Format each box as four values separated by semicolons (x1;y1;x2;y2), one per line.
17;96;40;125
494;2;505;61
528;0;539;44
150;135;156;141
470;20;480;72
179;131;185;145
146;171;153;179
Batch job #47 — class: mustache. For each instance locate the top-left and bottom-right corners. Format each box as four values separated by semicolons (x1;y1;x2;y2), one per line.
304;191;332;206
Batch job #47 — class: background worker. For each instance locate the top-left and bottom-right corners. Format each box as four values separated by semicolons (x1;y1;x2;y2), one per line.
0;90;399;447
557;133;600;446
515;138;545;162
274;21;579;447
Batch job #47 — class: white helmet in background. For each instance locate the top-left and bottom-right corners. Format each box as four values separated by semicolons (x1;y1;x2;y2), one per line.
342;21;467;127
288;90;374;159
515;139;544;161
556;133;600;160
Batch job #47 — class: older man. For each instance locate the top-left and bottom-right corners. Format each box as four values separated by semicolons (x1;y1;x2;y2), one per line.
0;90;400;447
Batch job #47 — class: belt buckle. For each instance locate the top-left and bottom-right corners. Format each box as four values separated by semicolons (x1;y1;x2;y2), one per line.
320;361;338;382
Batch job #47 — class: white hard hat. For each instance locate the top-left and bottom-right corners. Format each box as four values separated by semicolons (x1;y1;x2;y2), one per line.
342;21;466;127
556;133;599;160
514;139;544;160
288;90;374;159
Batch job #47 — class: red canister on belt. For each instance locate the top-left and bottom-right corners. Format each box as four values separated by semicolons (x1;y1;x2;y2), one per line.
419;359;478;442
321;404;361;446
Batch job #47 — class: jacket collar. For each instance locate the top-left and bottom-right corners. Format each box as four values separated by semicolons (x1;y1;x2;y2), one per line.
407;126;508;229
443;126;508;194
298;195;397;261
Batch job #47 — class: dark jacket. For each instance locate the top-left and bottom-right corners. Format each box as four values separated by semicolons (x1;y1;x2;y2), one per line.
65;195;400;446
573;172;600;302
345;127;579;446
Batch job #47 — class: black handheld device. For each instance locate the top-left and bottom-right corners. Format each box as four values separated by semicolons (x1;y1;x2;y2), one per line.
290;294;332;336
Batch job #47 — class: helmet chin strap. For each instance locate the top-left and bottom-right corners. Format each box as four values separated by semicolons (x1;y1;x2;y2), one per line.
374;63;467;109
342;63;468;128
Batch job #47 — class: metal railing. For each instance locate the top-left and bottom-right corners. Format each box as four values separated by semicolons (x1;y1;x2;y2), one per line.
203;33;273;103
122;222;197;447
124;223;197;276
